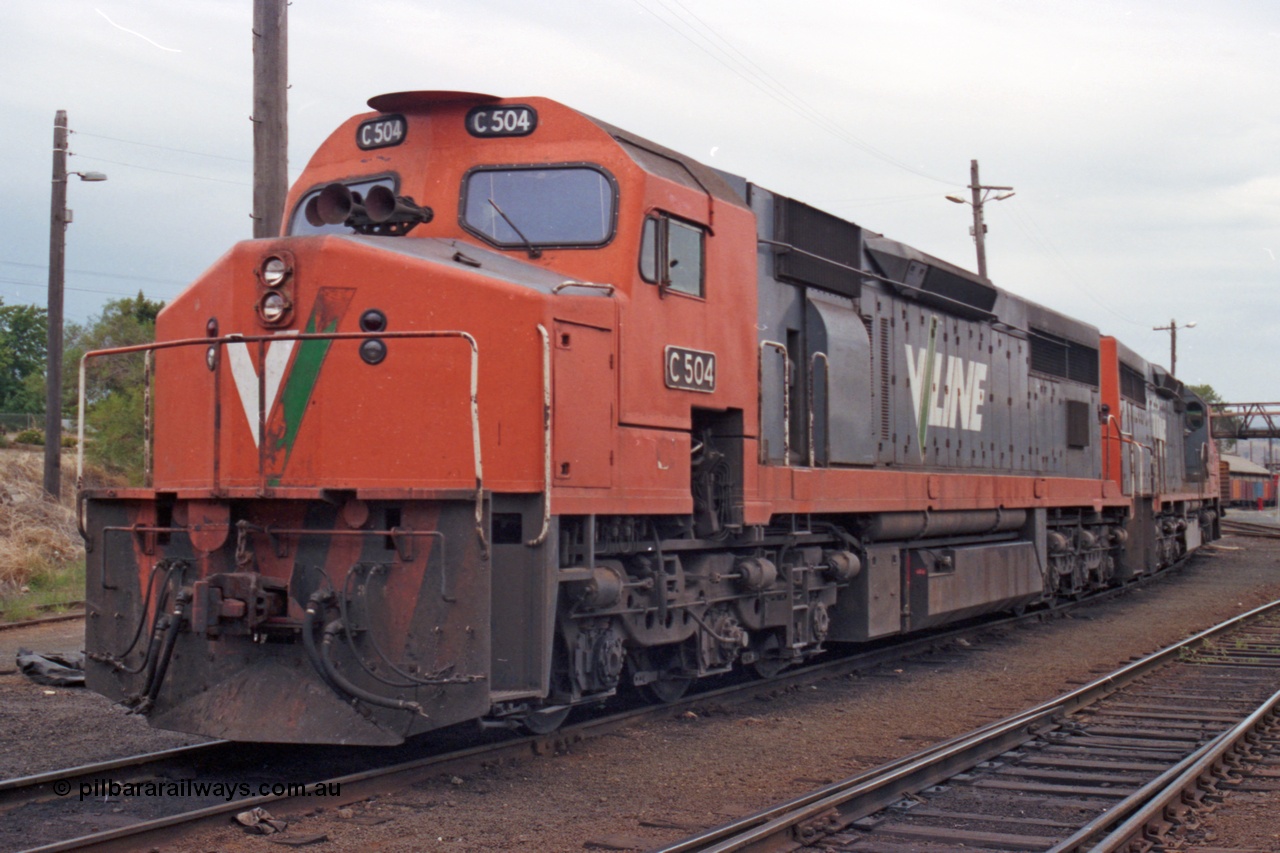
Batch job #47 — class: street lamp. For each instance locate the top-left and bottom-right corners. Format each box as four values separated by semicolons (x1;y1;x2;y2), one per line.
1152;319;1195;377
45;110;107;500
946;159;1014;280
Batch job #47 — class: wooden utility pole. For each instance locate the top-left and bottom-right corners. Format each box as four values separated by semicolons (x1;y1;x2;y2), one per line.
44;110;69;499
966;160;1013;280
43;112;106;500
252;0;288;237
1153;318;1196;376
947;160;1014;280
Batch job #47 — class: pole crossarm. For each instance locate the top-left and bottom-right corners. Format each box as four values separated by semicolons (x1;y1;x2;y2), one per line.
1210;402;1280;439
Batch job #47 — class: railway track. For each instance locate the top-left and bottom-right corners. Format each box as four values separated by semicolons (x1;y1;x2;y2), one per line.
0;554;1208;852
1220;517;1280;539
656;597;1280;852
0;613;1032;853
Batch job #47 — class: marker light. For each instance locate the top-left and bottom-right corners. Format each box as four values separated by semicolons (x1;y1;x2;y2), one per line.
360;339;387;365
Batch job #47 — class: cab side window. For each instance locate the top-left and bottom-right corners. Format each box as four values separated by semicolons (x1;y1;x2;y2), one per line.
639;214;705;298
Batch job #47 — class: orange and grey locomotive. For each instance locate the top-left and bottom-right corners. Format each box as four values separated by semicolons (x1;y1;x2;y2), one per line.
82;92;1221;744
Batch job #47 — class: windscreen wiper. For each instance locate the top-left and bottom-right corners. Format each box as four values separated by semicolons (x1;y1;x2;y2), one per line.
487;199;542;259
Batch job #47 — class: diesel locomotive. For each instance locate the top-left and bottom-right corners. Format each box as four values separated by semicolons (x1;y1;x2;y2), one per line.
81;91;1221;744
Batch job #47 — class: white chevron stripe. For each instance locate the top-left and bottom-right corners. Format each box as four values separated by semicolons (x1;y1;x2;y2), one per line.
226;334;298;448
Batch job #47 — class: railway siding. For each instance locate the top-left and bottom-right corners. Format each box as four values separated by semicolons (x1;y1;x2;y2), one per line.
661;598;1280;852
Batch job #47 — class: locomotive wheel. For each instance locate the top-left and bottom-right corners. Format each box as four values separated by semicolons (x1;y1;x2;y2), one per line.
642;674;693;704
521;705;571;735
748;633;789;679
749;657;789;679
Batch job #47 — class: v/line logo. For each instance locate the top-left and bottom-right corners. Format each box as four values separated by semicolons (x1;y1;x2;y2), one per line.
905;346;989;432
904;315;990;456
227;334;297;448
221;286;355;464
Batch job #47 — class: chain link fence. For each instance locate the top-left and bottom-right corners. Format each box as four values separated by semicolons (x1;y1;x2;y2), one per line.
0;413;44;434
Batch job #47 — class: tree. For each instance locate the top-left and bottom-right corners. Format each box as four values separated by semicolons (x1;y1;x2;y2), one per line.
62;293;165;483
1187;383;1238;453
0;303;48;413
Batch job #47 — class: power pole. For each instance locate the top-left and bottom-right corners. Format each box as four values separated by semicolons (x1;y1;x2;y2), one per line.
946;160;1014;280
1153;318;1196;376
44;110;69;499
252;0;288;238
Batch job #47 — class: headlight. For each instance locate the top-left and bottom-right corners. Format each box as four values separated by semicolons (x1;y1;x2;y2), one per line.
259;291;291;324
261;255;290;287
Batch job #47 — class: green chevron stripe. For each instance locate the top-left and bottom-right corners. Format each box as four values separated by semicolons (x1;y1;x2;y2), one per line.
917;315;939;459
277;313;338;457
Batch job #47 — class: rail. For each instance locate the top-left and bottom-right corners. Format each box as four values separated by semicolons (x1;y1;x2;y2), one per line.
658;594;1280;852
76;329;486;547
1076;685;1280;851
11;553;1209;853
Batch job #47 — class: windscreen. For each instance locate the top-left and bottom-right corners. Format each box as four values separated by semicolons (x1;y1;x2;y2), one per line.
462;166;615;248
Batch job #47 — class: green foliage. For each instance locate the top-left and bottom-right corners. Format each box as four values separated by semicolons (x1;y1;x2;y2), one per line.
0;302;48;413
13;428;43;445
1188;383;1223;404
1187;382;1238;452
62;292;164;483
85;386;149;482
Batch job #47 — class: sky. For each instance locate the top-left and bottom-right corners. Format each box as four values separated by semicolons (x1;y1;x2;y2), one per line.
1;0;1277;403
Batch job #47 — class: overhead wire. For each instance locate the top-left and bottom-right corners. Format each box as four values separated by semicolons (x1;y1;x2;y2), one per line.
0;275;178;301
989;201;1146;327
809;191;945;209
72;130;251;163
72;154;250;186
0;259;185;287
630;0;959;187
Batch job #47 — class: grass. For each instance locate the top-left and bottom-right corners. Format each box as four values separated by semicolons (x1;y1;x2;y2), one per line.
0;448;93;623
0;559;85;621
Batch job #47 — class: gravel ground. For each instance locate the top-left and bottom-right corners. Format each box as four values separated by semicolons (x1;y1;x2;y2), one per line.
0;618;207;779
1191;789;1280;852
5;533;1280;851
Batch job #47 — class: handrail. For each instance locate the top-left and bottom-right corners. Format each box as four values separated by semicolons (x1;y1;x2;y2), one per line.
77;328;487;550
143;350;152;488
1105;413;1153;497
552;280;615;296
526;324;552;547
758;340;789;465
807;351;829;468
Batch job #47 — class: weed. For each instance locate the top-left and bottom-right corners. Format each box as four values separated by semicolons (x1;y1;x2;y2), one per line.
0;560;85;621
13;428;43;446
0;449;110;621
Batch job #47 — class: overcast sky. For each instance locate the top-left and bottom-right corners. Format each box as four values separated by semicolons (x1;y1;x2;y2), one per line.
2;1;1277;403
